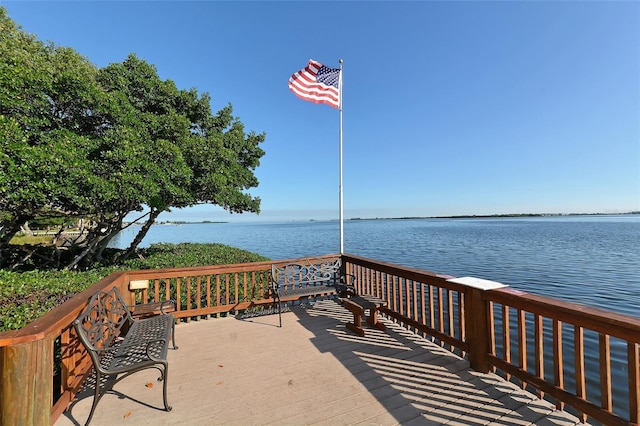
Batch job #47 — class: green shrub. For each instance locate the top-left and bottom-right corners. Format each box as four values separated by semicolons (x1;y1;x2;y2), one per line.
0;243;269;332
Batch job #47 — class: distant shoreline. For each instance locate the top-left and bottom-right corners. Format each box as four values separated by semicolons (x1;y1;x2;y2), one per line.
349;211;640;221
139;211;639;225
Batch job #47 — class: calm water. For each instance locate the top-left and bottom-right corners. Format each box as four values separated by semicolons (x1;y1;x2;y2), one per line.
112;215;639;419
111;215;640;317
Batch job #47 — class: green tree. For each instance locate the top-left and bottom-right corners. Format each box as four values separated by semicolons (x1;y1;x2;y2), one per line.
0;8;265;269
0;8;107;265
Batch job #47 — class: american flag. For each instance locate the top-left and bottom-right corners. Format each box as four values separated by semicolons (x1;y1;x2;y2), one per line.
288;59;341;109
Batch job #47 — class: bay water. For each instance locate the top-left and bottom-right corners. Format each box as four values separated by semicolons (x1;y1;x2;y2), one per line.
111;215;640;316
111;214;639;418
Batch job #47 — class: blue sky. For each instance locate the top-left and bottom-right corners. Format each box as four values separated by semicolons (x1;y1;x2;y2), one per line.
3;1;639;222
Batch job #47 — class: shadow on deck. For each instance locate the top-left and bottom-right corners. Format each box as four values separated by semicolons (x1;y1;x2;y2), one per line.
57;300;588;425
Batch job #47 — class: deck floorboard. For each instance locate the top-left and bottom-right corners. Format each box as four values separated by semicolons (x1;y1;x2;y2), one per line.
56;300;589;426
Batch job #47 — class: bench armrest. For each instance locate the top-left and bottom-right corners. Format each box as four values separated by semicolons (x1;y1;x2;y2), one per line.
129;299;176;317
336;273;357;297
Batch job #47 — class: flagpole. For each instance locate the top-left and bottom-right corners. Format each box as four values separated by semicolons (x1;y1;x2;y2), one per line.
339;59;344;254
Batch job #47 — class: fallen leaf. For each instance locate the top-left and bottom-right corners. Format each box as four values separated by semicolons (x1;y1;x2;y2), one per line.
145;382;153;388
124;411;131;419
218;364;224;368
216;381;224;385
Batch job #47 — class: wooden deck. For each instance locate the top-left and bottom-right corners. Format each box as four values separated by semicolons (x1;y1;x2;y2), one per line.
56;300;589;425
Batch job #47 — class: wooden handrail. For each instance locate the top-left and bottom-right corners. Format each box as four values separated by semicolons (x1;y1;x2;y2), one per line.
487;287;640;342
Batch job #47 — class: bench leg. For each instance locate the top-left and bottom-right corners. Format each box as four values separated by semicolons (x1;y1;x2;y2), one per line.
161;361;172;412
343;300;365;337
275;298;282;327
84;370;103;426
366;308;386;331
346;320;365;337
171;320;179;350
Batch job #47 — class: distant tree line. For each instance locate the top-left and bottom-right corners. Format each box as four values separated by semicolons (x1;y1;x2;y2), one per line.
0;8;265;270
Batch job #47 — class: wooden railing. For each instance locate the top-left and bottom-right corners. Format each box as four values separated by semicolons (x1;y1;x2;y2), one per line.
484;288;640;426
0;255;337;425
0;253;638;425
342;253;640;426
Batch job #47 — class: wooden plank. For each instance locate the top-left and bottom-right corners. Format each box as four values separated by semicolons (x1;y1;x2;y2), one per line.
518;309;527;389
599;333;612;412
0;337;53;426
575;326;587;423
503;305;511;381
447;289;454;340
206;275;212;308
215;275;221;308
628;342;640;424
438;287;444;346
459;292;466;359
420;283;427;339
553;319;565;411
535;313;544;399
428;284;435;331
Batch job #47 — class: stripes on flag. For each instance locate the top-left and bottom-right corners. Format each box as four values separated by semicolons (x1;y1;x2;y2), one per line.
288;59;340;108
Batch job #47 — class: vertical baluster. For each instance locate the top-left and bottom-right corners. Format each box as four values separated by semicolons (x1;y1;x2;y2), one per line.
503;305;511;381
176;277;182;314
447;289;454;342
575;326;587;423
154;278;160;302
420;283;427;338
518;309;526;389
196;276;202;311
215;275;221;308
206;275;212;308
234;273;239;305
404;277;411;321
429;284;435;339
438;287;444;346
413;280;418;332
381;273;391;301
553;319;565;411
487;300;494;369
391;275;398;318
185;277;191;322
599;333;612;412
534;314;544;399
243;272;248;303
187;276;192;311
628;342;640;424
459;291;466;358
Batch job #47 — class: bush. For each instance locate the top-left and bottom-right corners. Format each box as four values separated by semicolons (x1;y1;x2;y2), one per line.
0;243;269;332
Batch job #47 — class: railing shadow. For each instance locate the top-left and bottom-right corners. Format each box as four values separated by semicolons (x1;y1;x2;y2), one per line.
292;299;585;425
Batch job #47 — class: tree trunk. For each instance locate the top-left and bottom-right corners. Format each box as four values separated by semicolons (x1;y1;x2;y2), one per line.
119;208;162;261
0;214;33;268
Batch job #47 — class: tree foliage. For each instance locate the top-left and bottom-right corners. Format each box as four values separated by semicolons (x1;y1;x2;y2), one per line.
0;8;265;270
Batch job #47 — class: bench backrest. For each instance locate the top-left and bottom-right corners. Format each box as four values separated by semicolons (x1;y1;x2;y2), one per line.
271;258;341;288
74;287;133;351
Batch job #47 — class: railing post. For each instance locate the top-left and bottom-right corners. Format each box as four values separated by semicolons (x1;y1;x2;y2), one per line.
0;336;53;426
447;277;508;373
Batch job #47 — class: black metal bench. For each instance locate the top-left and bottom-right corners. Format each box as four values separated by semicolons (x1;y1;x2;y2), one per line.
73;287;177;425
270;258;355;327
